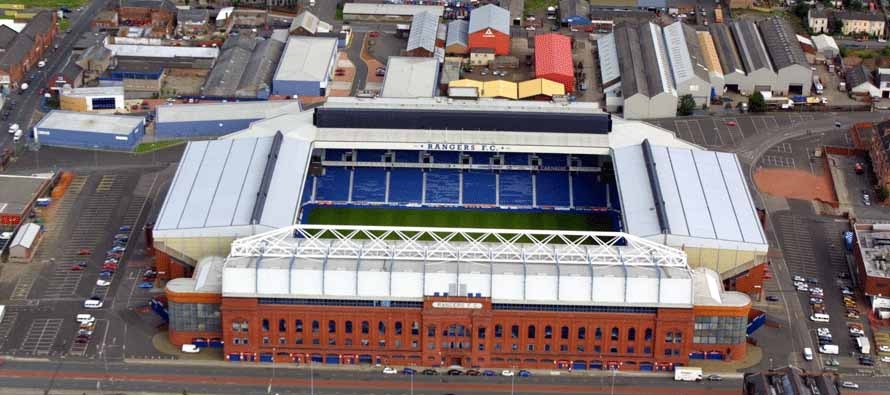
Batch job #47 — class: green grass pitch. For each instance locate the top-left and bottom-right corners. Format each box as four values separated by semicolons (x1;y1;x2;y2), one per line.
305;207;615;232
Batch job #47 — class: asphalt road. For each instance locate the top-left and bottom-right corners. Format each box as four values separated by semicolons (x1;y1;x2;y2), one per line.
0;0;109;153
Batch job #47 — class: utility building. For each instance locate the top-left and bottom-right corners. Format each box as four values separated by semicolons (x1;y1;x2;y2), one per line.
697;31;725;98
709;23;747;95
758;17;812;96
663;22;711;107
445;20;469;55
272;37;338;97
406;11;439;57
730;20;776;94
614;22;677;120
468;4;511;55
33;111;144;151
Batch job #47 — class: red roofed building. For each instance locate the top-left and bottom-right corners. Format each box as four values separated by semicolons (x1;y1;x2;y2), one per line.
535;34;575;93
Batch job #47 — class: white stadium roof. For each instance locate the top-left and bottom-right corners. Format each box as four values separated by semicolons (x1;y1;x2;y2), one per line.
223;225;696;307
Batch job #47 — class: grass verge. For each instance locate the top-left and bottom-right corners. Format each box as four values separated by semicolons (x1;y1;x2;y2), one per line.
134;140;184;153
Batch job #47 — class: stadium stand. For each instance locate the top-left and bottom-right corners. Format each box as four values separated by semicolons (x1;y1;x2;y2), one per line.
535;172;572;207
315;166;351;201
462;170;497;205
572;173;607;207
389;168;424;203
324;148;350;161
425;169;461;204
352;167;387;202
394;150;419;163
499;171;534;206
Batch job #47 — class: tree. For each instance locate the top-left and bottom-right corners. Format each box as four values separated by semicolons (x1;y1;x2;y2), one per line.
748;91;767;113
830;15;843;35
793;2;810;19
677;94;696;116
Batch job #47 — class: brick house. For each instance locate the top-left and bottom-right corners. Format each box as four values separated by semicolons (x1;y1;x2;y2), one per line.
0;11;58;89
118;0;177;36
869;120;890;191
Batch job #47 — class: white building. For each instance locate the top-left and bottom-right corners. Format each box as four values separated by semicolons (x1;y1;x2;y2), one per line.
663;21;711;107
60;86;125;112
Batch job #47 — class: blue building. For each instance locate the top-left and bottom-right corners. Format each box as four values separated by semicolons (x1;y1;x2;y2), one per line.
559;0;591;26
155;101;303;139
272;37;339;97
34;111;145;151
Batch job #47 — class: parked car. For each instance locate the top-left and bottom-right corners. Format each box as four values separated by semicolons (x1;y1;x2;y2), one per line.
707;374;723;381
501;370;514;377
421;369;438;375
119;226;131;232
841;381;860;389
482;370;496;376
447;369;463;376
78;249;92;255
518;370;531;377
96;279;111;287
793;275;805;282
181;344;200;354
859;357;874;366
70;265;84;271
766;295;779;302
466;369;480;376
401;368;416;375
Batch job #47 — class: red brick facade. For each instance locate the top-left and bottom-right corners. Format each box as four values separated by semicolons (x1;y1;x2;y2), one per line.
118;5;175;36
0;12;58;88
725;263;768;300
193;295;750;370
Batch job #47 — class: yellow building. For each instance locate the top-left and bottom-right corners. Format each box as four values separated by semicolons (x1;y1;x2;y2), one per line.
517;78;565;99
482;80;518;100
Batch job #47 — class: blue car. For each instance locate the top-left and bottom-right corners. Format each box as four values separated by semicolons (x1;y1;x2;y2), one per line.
138;282;153;289
119;226;131;232
402;367;416;375
482;370;496;377
518;370;531;377
98;272;113;279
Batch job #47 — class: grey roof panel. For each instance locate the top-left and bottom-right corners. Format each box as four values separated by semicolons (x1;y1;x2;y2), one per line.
155;141;209;231
846;64;871;88
446;19;469;47
259;137;313;228
204;138;270;227
0;25;17;50
731;20;773;72
178;140;236;229
758;17;808;71
709;23;744;74
468;4;510;35
407;10;439;52
663;21;708;84
597;33;620;85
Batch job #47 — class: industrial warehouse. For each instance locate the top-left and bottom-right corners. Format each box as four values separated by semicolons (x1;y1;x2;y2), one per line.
153;97;768;369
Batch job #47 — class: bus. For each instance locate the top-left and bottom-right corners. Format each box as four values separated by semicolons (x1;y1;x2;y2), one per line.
714;8;723;23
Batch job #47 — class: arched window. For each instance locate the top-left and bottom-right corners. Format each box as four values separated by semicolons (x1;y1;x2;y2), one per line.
544;325;553;339
595;327;602;340
395;321;403;335
527;325;536;339
561;326;569;340
312;320;320;334
412;321;420;336
611;327;619;341
645;328;653;341
628;328;636;341
511;325;520;338
262;319;270;332
495;324;503;338
578;327;586;340
328;320;337;334
345;321;353;334
378;321;386;335
361;321;370;334
427;325;436;337
278;319;286;332
295;319;303;333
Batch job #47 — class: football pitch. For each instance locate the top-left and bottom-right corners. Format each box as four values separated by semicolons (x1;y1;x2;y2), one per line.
305;207;615;232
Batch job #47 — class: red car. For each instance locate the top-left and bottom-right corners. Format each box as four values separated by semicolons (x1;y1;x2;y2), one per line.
70;265;83;271
102;264;118;270
725;120;737;126
106;252;123;259
78;249;92;255
369;31;380;37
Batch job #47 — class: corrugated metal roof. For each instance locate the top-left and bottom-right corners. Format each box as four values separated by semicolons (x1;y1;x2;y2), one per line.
482;79;518;99
534;34;574;79
812;34;839;51
758;17;809;71
696;31;724;77
597;33;620;85
639;22;674;97
407;11;439;53
259;137;312;228
10;223;40;250
157;101;302;123
846;64;873;88
448;78;484;90
342;3;444;17
446;19;469;48
663;21;709;84
731;20;773;73
203;37;285;98
273;36;338;82
518;78;566;98
381;57;439;98
709;23;744;75
469;4;510;35
35;111;143;135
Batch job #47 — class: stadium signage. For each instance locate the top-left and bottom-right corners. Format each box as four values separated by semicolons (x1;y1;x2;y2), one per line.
424;143;498;152
432;302;483;309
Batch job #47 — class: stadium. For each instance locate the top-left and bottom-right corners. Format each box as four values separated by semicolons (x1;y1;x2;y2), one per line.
154;97;767;369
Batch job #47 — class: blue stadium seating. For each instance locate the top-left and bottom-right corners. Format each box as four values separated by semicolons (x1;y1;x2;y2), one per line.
463;170;496;205
301;175;314;203
432;151;460;164
315;167;351;201
426;169;460;204
468;152;491;165
394;150;420;163
535;172;571;207
352;167;387;202
389;168;423;204
538;153;567;167
573;173;608;207
357;150;386;162
324;149;350;161
499;171;533;206
609;181;621;210
503;153;529;166
573;155;600;167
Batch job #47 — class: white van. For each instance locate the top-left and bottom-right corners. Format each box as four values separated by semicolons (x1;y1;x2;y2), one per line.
181;344;200;353
803;347;814;360
819;344;839;355
83;299;103;309
810;313;830;322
